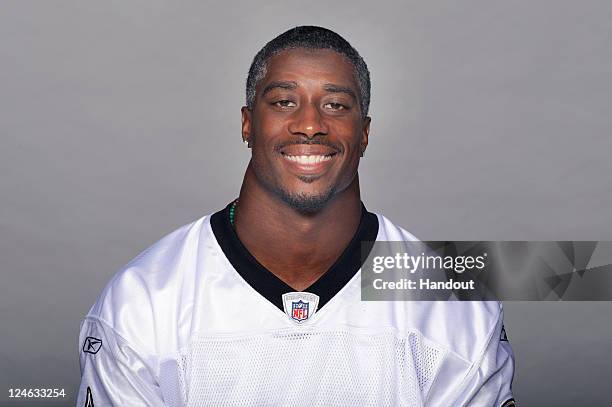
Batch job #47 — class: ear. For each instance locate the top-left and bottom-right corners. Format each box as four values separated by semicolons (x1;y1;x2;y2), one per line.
241;106;252;144
361;116;371;151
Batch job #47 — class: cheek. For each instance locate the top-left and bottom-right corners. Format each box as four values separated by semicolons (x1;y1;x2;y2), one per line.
251;123;277;150
338;133;364;171
262;120;286;138
252;110;286;139
335;126;363;156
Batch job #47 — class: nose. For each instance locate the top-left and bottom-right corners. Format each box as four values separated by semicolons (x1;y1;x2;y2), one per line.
288;102;328;139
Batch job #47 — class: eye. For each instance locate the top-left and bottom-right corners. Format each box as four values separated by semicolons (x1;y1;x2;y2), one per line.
273;100;296;108
323;102;346;111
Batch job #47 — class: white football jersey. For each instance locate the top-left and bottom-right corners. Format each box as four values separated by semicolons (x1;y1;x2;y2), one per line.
77;203;515;406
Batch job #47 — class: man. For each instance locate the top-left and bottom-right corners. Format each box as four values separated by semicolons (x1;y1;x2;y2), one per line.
77;26;515;406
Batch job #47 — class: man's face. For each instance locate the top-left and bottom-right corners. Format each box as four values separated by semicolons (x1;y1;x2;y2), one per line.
242;48;370;213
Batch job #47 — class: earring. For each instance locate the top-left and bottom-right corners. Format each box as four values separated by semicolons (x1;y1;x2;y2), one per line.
360;147;366;157
243;138;250;148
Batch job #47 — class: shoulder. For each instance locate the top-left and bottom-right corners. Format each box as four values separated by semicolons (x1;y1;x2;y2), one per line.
84;215;213;353
369;212;504;363
371;212;419;242
422;300;504;363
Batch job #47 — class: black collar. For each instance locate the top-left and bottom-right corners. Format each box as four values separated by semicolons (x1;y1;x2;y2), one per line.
210;201;379;312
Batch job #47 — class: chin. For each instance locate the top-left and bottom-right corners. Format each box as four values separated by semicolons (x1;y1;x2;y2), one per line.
276;186;337;215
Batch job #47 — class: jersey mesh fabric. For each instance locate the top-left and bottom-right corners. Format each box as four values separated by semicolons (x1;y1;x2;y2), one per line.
173;328;444;407
409;331;444;397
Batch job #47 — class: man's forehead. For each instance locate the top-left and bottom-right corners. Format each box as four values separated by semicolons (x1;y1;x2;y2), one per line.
260;48;359;90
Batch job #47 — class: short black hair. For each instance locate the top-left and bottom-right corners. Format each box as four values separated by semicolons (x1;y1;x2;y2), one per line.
246;26;371;117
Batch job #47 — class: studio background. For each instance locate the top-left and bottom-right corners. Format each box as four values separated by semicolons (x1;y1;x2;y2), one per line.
1;1;611;405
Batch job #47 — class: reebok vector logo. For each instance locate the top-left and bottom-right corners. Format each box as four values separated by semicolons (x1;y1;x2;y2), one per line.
83;337;102;354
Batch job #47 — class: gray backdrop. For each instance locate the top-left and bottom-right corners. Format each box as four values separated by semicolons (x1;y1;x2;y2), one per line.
1;1;611;405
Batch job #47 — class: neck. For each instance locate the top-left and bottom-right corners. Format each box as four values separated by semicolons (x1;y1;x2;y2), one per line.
233;164;363;291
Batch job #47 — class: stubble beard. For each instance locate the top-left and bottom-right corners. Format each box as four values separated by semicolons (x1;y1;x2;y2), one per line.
276;185;337;215
250;156;338;215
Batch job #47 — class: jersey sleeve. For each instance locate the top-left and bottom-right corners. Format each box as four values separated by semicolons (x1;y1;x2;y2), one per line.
76;317;166;406
453;308;516;407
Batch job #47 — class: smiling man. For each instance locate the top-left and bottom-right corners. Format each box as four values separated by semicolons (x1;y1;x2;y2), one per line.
77;26;515;406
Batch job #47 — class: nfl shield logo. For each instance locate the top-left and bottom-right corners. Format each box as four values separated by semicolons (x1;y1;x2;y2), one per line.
291;300;309;322
282;292;319;324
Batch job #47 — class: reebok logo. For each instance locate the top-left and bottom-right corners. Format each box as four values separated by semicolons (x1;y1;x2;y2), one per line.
83;337;102;354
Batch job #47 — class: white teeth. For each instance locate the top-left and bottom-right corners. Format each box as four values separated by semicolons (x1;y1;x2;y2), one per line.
284;155;332;164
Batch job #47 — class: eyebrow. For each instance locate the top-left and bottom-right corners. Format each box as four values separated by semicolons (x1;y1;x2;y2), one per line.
261;81;358;102
323;83;358;102
261;81;298;96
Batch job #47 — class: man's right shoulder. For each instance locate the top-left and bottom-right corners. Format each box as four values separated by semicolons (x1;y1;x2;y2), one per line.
84;215;213;342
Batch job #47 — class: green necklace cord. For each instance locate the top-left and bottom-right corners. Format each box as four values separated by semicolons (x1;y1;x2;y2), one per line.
229;199;238;227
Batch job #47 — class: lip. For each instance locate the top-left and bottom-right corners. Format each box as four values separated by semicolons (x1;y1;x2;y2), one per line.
279;145;338;176
280;144;339;156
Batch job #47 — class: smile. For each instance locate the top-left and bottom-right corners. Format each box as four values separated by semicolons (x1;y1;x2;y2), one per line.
282;154;334;164
278;144;340;176
279;148;338;176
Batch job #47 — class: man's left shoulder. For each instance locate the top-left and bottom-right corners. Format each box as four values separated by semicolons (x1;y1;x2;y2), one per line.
371;213;506;358
371;212;419;242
